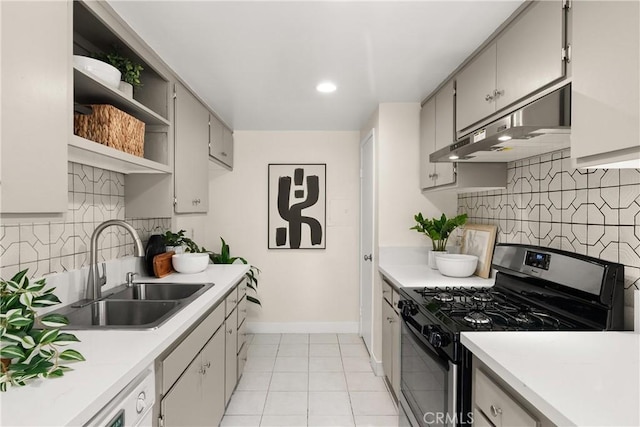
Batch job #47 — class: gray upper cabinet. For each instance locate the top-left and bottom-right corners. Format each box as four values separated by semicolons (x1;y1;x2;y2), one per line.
420;82;455;190
571;0;640;168
174;83;209;213
456;1;566;133
209;115;234;169
1;1;70;214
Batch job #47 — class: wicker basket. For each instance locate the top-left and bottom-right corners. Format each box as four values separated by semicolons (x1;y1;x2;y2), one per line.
74;104;145;157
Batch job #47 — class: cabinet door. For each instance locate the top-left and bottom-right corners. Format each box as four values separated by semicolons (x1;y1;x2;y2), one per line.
161;354;204;427
225;307;238;404
209;114;224;160
381;300;393;385
496;0;565;110
1;1;69;213
572;0;640;162
434;81;456;186
221;127;234;167
456;44;497;132
201;327;226;427
390;307;401;396
475;369;538;427
419;98;437;189
174;83;209;213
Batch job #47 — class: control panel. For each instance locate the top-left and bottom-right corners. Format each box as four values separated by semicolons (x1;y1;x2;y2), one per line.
524;250;551;270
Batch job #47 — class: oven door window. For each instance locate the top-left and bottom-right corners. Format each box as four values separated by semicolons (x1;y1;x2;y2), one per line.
401;320;452;427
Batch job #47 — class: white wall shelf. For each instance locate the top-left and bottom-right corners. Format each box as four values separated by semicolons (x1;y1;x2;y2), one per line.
69;135;171;174
74;67;170;126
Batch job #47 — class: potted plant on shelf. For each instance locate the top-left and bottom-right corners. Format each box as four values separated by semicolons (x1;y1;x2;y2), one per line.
93;46;143;97
0;269;85;391
411;213;468;269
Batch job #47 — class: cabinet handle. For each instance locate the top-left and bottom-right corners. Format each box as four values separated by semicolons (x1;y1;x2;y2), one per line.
490;404;502;417
485;93;494;102
228;329;233;335
204;361;211;368
198;366;207;375
494;89;504;98
192;198;201;205
240;309;247;313
387;317;395;323
220;152;228;157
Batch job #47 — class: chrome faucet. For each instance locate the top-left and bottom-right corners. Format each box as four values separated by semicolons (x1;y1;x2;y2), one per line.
85;220;144;301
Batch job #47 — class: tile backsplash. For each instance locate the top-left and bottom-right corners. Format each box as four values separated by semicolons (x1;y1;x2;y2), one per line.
0;163;171;280
458;149;640;325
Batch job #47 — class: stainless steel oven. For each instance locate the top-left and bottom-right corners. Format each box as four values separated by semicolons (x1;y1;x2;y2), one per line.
397;244;625;427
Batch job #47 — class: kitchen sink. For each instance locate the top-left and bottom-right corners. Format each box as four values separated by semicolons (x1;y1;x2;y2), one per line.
106;282;213;301
61;300;183;330
53;282;215;330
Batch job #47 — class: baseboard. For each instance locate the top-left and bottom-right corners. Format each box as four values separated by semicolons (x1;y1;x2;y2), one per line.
370;354;384;376
245;322;359;334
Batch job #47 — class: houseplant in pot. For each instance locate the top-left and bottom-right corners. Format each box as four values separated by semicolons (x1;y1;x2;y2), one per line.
411;213;468;269
93;46;143;97
0;269;85;391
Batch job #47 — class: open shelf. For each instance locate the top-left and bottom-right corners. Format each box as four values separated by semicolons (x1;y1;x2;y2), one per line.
69;135;171;174
74;67;170;126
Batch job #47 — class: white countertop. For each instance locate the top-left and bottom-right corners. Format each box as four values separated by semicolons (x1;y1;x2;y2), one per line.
1;264;249;427
462;331;640;427
378;246;495;289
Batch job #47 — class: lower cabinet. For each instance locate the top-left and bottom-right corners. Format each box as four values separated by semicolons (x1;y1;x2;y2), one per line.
158;279;246;427
161;327;225;426
381;280;401;398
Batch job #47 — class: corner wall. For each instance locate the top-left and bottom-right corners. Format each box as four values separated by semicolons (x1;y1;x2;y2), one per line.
206;131;361;332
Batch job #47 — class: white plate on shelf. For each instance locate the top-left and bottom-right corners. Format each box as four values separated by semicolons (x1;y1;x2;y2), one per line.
73;55;121;89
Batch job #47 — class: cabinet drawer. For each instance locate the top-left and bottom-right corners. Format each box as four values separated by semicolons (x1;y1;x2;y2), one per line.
382;281;393;304
162;302;225;393
237;295;247;327
237;311;247;352
392;289;401;312
226;288;238;318
475;369;538;427
237;341;248;380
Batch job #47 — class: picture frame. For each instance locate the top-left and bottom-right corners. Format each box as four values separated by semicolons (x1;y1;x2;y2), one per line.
268;163;326;249
460;223;497;278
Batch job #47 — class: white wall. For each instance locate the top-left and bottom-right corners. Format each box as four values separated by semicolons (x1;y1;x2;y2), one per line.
206;131;361;332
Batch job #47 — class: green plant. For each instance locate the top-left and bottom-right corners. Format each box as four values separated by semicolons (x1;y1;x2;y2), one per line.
93;46;143;88
410;213;468;251
161;230;201;254
210;238;261;306
0;270;85;391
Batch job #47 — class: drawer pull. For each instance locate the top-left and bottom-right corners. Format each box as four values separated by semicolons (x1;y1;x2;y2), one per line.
490;404;502;417
227;329;233;335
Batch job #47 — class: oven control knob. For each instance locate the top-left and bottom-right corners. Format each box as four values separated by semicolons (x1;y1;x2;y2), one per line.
398;300;418;316
429;330;450;348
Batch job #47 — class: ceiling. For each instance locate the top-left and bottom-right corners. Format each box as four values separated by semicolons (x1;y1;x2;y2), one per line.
108;1;524;131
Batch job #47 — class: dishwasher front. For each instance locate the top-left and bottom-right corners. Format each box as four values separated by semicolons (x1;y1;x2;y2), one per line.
85;366;155;427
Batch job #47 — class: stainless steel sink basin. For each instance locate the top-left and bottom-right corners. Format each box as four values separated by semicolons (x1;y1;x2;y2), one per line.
107;282;213;301
61;300;182;330
53;282;215;330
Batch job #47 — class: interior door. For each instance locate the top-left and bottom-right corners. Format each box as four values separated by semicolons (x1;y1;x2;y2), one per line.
360;131;375;353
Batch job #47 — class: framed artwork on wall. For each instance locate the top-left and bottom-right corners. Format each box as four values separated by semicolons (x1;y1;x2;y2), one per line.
268;164;326;249
461;223;497;278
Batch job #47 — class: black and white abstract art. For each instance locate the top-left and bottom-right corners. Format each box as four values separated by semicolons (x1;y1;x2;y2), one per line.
268;164;326;249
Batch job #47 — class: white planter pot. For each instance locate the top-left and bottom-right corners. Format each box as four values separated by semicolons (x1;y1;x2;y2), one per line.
428;250;448;269
118;81;133;98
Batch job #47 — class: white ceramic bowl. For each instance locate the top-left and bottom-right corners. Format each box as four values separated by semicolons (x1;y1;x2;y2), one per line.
435;254;478;278
172;253;210;274
73;55;121;89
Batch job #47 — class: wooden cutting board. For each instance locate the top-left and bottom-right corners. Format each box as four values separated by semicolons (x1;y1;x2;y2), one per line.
153;251;175;278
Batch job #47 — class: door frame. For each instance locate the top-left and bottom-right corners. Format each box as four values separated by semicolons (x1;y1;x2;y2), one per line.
359;129;376;354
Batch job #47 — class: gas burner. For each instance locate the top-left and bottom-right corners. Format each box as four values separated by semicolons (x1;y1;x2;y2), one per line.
514;312;534;324
464;311;491;325
434;292;454;302
472;292;493;302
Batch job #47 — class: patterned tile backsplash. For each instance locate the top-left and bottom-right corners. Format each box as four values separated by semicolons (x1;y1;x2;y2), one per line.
0;163;171;279
458;149;640;314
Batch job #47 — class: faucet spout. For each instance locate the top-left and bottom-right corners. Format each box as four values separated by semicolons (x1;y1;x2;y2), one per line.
85;220;144;301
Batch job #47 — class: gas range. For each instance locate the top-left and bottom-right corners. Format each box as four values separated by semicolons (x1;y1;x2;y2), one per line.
397;244;626;427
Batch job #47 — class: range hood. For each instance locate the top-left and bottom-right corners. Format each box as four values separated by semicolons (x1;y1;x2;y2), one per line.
431;85;571;163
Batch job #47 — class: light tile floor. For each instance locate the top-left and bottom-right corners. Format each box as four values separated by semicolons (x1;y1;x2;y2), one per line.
221;334;399;427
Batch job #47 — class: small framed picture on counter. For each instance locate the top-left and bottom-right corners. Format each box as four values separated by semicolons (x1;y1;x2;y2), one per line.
461;224;497;278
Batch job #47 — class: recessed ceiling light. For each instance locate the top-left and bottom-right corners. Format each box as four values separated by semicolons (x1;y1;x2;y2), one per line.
498;135;512;142
316;81;337;93
449;155;459;160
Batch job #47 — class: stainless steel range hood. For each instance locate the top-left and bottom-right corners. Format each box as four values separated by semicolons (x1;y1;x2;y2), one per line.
431;85;571;163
